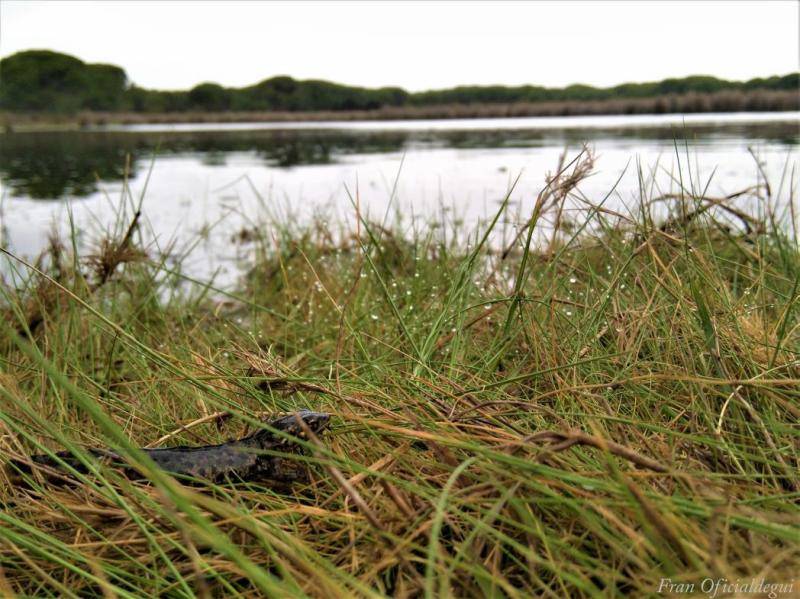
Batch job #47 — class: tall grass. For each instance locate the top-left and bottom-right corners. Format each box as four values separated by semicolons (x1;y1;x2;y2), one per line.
0;147;798;597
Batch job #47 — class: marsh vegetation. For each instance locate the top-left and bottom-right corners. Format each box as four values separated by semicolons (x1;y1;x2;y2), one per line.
1;50;797;129
0;147;798;596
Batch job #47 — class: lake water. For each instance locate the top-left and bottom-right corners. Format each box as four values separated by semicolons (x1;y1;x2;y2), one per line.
1;112;798;285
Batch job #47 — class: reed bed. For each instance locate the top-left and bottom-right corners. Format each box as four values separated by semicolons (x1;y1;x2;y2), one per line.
3;88;798;131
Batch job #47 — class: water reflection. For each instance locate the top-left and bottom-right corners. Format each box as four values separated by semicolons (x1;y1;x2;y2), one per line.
1;119;797;200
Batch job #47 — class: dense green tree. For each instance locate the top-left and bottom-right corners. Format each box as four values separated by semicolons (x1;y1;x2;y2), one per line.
743;73;799;91
82;63;127;110
187;83;231;111
0;50;127;112
1;50;797;115
0;50;87;111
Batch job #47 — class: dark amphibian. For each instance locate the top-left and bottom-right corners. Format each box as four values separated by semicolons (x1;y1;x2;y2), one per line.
7;410;330;486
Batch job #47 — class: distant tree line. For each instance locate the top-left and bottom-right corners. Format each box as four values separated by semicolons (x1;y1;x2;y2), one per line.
1;50;798;115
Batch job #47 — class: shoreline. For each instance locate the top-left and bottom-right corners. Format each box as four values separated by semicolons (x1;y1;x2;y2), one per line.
3;89;798;133
95;110;800;134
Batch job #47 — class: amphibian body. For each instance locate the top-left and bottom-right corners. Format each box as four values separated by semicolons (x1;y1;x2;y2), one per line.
8;410;330;485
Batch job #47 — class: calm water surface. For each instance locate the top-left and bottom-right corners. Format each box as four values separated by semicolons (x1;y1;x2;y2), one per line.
1;112;798;284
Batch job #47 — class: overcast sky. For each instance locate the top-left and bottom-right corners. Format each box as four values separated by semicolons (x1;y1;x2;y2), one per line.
1;1;797;92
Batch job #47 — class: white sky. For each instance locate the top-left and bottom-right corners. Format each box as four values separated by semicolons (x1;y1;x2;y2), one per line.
1;1;798;92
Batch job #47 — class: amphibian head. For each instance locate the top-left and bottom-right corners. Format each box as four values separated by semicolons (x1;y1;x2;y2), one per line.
266;410;330;442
